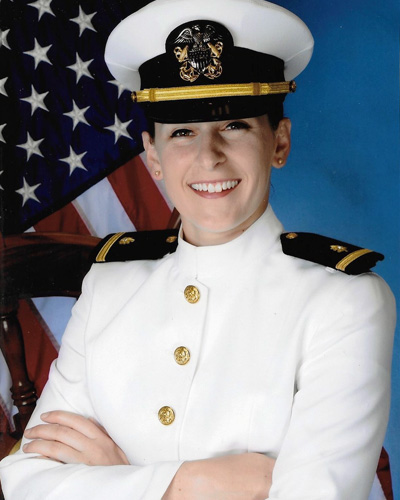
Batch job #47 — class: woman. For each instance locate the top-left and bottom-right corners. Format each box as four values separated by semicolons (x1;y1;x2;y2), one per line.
0;0;396;498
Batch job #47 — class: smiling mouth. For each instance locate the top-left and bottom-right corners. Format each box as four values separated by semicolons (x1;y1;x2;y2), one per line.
190;180;239;193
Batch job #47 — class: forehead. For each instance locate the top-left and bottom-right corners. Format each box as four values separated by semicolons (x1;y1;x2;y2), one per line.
155;114;270;128
159;114;268;127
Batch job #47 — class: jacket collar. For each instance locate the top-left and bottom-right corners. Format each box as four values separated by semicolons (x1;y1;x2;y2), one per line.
175;205;284;282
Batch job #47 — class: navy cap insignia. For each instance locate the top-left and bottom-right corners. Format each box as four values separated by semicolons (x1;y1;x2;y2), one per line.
169;21;227;83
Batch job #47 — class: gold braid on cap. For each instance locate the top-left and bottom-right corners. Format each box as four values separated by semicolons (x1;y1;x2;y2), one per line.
132;81;296;103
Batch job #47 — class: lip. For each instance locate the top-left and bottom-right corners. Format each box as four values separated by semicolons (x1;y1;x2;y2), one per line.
189;179;240;197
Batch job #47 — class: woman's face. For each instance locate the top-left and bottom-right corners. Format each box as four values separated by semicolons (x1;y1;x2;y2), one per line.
143;114;291;246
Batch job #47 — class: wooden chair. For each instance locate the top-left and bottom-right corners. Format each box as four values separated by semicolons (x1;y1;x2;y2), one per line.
0;232;100;459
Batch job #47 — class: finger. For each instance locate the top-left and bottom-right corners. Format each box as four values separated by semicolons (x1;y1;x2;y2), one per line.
24;423;89;452
23;438;82;464
40;411;102;439
88;417;109;435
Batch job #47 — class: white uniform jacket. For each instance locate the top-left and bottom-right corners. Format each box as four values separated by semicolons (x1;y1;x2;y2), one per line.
0;206;396;499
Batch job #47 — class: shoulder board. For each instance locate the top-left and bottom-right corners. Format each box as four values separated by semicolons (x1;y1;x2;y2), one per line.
280;232;384;275
92;229;179;263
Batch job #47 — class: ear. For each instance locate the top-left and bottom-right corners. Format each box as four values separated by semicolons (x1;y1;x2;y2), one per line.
272;118;291;169
142;131;163;180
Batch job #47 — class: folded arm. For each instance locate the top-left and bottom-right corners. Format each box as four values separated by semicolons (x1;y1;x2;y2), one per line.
0;267;183;499
0;265;274;500
22;410;274;499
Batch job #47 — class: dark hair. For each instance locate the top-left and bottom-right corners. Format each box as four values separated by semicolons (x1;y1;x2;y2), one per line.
264;100;284;130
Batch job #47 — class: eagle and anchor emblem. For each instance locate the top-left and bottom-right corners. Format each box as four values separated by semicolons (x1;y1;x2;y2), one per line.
172;23;224;82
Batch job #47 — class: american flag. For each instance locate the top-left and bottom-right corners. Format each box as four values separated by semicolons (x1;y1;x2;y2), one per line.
0;0;167;235
0;1;393;498
0;0;173;435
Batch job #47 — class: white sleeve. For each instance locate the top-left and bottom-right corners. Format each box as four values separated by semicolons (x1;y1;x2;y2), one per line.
268;273;396;500
0;265;182;500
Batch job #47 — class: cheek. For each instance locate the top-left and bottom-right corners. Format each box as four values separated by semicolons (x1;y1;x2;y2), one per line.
159;147;188;175
162;160;184;187
238;137;273;166
162;171;179;198
246;149;272;182
160;160;189;206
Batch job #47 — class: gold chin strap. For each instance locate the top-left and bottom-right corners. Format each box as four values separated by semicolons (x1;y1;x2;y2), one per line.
131;81;296;103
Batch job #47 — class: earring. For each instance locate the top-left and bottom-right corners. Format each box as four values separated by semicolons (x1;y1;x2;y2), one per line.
277;158;284;165
154;170;161;177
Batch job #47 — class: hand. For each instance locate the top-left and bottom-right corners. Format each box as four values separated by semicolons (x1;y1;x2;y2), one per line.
23;410;130;466
163;452;274;499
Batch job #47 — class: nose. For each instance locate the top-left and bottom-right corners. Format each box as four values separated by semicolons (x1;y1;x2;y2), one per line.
196;130;226;171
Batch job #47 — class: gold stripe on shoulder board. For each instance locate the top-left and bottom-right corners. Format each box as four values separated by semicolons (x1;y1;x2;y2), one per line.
335;248;373;272
95;232;126;262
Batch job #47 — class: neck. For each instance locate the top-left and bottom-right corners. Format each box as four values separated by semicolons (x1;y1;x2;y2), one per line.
181;202;269;247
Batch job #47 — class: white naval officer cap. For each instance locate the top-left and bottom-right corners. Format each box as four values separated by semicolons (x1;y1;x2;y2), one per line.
105;0;314;123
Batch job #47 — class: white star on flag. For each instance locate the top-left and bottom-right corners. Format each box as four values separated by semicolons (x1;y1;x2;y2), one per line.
71;6;97;36
63;101;90;129
21;86;49;115
105;115;133;144
0;123;6;143
1;29;10;50
17;133;44;160
109;79;129;98
60;147;88;175
15;177;41;206
67;54;94;83
24;39;52;69
0;77;7;97
28;0;55;20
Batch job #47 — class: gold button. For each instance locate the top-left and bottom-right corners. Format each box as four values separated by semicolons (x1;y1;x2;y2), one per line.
174;346;190;365
184;285;200;304
166;236;177;243
158;406;175;425
286;233;298;240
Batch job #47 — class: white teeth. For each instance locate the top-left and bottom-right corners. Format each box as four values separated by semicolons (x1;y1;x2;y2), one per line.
191;180;238;193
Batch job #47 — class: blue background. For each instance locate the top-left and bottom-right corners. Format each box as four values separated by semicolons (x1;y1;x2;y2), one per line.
270;0;400;495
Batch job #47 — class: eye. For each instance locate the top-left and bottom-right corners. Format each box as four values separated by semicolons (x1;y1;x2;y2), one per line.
171;128;194;137
225;121;250;131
